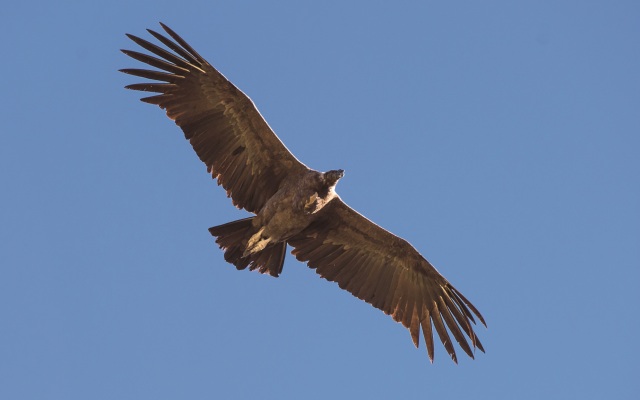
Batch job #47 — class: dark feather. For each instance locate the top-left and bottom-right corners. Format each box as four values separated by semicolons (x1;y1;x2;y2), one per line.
120;68;183;83
121;49;188;74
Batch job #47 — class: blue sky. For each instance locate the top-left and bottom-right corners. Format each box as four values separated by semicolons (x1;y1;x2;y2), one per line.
2;1;639;399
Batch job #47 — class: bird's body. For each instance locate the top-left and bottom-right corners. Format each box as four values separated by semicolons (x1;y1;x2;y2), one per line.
251;169;342;246
232;169;343;267
121;23;486;363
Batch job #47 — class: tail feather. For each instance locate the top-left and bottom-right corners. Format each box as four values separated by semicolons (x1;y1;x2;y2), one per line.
252;240;287;276
208;218;287;277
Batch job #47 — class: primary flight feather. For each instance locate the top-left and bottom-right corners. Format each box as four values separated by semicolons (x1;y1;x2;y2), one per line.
121;23;486;363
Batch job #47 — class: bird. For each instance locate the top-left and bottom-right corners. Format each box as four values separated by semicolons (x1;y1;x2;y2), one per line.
121;23;486;363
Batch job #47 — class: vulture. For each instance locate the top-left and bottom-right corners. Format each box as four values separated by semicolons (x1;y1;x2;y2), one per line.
121;23;486;363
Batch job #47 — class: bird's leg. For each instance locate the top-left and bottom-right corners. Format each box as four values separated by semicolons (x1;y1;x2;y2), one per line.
244;227;270;257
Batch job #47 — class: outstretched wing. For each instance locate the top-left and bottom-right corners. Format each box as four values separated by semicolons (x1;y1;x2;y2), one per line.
121;23;308;213
288;198;486;363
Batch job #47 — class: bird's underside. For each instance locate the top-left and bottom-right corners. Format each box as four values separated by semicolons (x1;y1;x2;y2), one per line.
121;22;487;363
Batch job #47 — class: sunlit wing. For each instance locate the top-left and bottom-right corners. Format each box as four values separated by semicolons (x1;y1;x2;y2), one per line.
121;23;308;213
288;198;486;363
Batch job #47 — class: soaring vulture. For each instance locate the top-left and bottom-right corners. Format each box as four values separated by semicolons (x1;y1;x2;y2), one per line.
121;23;486;363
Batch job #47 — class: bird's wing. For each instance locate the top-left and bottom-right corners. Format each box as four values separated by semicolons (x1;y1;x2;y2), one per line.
121;23;308;213
287;198;486;363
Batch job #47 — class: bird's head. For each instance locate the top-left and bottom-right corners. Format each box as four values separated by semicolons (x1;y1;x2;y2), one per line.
324;169;345;187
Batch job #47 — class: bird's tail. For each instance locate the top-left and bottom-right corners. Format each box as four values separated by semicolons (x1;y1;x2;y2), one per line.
208;217;287;277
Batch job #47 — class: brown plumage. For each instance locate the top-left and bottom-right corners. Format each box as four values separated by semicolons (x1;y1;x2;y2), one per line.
121;23;486;363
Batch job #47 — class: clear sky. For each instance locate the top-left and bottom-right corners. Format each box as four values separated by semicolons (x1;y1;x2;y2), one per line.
1;1;638;399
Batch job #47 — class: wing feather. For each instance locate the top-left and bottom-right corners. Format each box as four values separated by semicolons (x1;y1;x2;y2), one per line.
147;28;200;64
356;262;384;303
125;33;195;70
370;267;394;310
431;301;457;363
421;310;435;361
121;23;308;213
402;291;417;340
120;68;183;83
438;296;474;358
381;268;402;315
121;49;189;74
288;198;485;363
391;272;410;323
